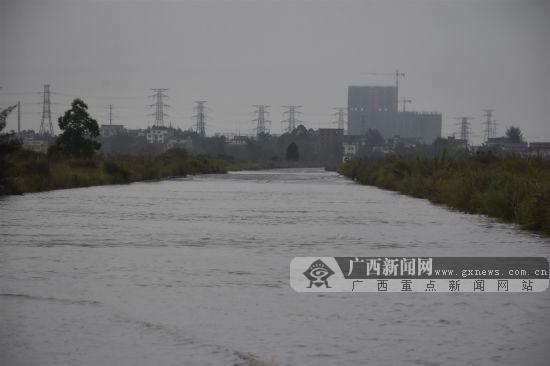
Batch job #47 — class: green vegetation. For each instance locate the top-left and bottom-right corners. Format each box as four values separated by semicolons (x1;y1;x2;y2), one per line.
49;99;101;157
1;149;226;195
340;153;550;235
505;125;524;143
285;142;300;161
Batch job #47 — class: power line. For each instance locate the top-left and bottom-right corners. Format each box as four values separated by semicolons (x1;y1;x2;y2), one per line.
332;107;347;131
482;109;497;141
252;105;270;136
39;84;54;136
193;101;207;136
454;117;473;143
150;89;169;127
281;105;303;133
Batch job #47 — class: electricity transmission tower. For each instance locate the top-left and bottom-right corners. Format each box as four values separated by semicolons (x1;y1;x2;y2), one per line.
39;84;54;135
194;101;207;137
455;117;473;143
281;105;303;133
482;109;497;142
150;89;169;127
332;107;347;131
252;105;270;136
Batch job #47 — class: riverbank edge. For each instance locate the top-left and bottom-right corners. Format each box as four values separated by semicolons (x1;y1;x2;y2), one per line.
339;155;550;236
1;152;330;196
1;151;227;196
226;160;325;171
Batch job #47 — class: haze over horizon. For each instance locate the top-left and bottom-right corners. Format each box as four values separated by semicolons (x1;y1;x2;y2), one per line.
1;0;548;144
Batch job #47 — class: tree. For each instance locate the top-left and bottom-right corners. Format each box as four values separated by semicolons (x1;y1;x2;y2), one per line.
50;98;101;157
505;126;523;143
286;142;299;161
365;129;385;147
0;105;21;156
0;105;21;194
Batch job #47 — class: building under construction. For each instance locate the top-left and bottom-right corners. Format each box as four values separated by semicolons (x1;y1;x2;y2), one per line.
347;86;441;143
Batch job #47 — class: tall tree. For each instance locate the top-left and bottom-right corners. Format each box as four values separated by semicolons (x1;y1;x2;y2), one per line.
365;128;385;147
505;126;523;143
0;105;21;194
50;99;101;157
286;142;299;161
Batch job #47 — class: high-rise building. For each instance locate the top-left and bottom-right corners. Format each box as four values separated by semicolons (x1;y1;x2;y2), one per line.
347;85;441;143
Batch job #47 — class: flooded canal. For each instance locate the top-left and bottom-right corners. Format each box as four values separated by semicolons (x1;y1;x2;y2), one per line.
1;168;549;365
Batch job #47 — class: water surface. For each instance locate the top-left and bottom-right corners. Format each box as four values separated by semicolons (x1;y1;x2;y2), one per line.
1;168;549;365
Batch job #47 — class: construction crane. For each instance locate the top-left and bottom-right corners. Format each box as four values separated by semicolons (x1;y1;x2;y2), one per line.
401;97;412;112
362;70;405;91
361;69;405;110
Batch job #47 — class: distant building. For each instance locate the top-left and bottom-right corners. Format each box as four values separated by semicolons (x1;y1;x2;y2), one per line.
166;137;193;151
100;124;125;137
22;138;49;153
386;135;425;149
529;142;550;158
228;135;249;146
342;142;357;162
347;85;441;143
342;134;369;162
434;136;468;150
318;128;343;161
146;127;173;144
486;137;528;153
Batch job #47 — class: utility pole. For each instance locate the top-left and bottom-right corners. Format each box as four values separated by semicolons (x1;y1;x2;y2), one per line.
17;101;20;134
332;107;347;131
281;105;303;133
39;84;54;136
401;97;412;112
455;117;473;143
482;109;497;142
194;101;207;137
150;89;169;127
108;104;113;125
252;105;270;136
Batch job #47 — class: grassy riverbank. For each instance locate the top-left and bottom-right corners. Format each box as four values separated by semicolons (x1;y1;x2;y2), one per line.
1;150;226;195
340;154;550;235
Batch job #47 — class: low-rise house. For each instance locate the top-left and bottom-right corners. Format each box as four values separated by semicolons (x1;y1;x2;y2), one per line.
100;124;125;137
146;127;173;144
228;135;249;146
22;138;49;153
342;135;369;162
529;142;550;158
166;137;193;151
487;137;528;154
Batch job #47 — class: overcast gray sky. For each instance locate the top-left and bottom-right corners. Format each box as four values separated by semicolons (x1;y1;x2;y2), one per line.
1;0;548;143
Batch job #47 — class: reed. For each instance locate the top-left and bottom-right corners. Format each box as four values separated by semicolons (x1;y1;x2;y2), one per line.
339;154;550;235
2;150;226;195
